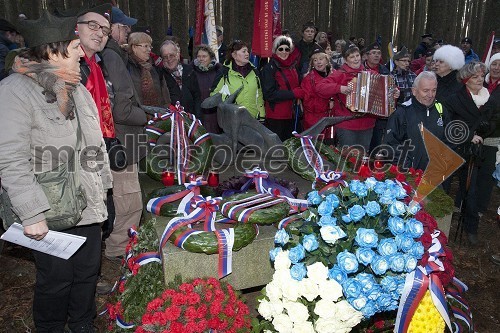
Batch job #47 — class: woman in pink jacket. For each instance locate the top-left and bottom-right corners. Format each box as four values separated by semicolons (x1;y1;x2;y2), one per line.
316;44;375;152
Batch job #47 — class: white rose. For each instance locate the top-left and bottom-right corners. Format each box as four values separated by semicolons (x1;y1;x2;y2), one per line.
315;317;341;333
273;269;293;286
266;280;283;302
284;301;309;323
319;225;346;244
306;262;328;285
293;321;315;333
258;299;276;321
272;313;293;333
270;300;285;316
335;300;363;327
281;278;301;302
314;299;337;319
318;279;343;302
299;278;320;302
274;250;292;271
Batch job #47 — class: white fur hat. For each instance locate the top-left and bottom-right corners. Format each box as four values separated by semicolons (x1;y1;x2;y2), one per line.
488;52;500;68
433;45;465;70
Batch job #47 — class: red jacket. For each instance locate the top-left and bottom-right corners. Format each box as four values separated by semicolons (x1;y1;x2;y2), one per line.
261;54;303;119
301;69;334;138
316;63;376;130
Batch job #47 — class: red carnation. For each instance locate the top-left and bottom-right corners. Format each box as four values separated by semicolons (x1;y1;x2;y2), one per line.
374;172;385;180
358;164;372;178
418;233;433;249
179;282;194;293
169;321;184;333
396;172;406;182
172;292;187;306
389;164;399;174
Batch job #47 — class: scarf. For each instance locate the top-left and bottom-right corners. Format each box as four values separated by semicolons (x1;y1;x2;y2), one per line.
470;87;490;108
12;56;81;119
232;62;252;78
194;58;216;72
83;54;115;138
130;53;161;107
485;73;499;94
167;63;183;90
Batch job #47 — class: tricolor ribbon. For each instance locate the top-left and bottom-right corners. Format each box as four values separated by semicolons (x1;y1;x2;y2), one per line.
293;132;343;186
221;193;285;223
116;315;134;329
395;230;452;333
214;228;235;278
146;178;206;216
446;277;474;332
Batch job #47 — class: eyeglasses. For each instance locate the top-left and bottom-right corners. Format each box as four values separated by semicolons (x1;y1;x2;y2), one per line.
77;20;111;36
135;44;152;50
277;47;290;52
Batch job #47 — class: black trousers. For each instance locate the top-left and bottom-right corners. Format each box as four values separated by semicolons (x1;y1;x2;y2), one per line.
265;118;294;142
476;145;498;213
32;223;101;333
454;162;479;234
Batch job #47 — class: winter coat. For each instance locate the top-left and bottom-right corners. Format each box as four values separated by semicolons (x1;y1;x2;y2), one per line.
161;63;201;117
101;40;149;165
128;57;170;109
261;55;302;120
436;70;463;104
383;96;450;170
0;74;112;227
210;61;265;119
413;42;428;60
316;63;376;130
295;39;322;77
301;69;332;134
464;49;480;64
484;76;500;139
193;61;223;110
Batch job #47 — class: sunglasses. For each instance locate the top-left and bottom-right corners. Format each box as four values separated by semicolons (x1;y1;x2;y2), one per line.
277;47;290;52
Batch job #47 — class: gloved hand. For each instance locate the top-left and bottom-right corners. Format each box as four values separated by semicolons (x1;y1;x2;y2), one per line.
292;87;305;99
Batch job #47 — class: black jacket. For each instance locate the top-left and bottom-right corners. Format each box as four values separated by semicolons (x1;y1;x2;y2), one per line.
384;96;450;171
161;63;201;117
436;70;463;104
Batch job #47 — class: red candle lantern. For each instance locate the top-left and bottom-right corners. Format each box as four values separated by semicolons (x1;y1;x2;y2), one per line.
162;170;175;186
207;170;219;187
374;160;383;169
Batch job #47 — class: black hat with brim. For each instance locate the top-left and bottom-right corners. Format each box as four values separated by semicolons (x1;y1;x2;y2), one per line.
366;42;381;52
393;46;410;60
421;33;433;39
77;3;112;20
18;10;78;47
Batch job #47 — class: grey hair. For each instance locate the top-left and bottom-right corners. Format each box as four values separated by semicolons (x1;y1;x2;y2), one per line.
335;39;346;47
272;35;293;54
457;61;487;81
159;39;180;54
413;71;437;88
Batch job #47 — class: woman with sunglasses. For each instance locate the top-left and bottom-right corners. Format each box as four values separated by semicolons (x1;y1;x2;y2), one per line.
127;32;170;109
260;35;304;140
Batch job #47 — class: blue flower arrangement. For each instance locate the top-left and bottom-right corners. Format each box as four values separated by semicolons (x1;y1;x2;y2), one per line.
272;177;426;319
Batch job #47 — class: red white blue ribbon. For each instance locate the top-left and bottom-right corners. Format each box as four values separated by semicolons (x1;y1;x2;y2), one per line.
146;178;206;216
395;230;452;333
446;277;474;332
214;228;235;278
293;132;343;185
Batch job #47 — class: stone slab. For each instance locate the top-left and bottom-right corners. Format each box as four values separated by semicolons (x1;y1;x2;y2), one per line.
436;213;452;238
154;216;276;290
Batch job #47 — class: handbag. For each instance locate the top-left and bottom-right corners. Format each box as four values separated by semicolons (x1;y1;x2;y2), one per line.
0;104;87;231
104;137;127;171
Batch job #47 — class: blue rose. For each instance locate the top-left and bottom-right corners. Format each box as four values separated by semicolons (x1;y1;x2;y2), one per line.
364;177;377;190
403;254;418;272
380;276;398;292
355;228;379;248
325;193;340;208
269;247;282;261
396;276;406;294
350;181;368;198
320;225;347;244
302;234;319;252
328;264;347;284
377;238;398;256
288;244;306;264
274;229;290;246
376;293;393;311
406;218;424;238
374;182;386;195
407;201;421;215
342;214;352;223
364;201;381;217
379;189;395;205
366;285;382;301
348;295;368;311
408;241;425;259
343;278;362;298
349;205;366;222
356;247;376;266
371;255;389;275
384;179;396;187
393;183;408;199
355;273;377;293
337;250;359;274
388;216;406;235
349;180;362;193
318;215;337;226
395;233;415;252
307;191;322;205
290;263;307;281
389;254;405;272
388;201;407;216
318;200;333;216
361;300;377;318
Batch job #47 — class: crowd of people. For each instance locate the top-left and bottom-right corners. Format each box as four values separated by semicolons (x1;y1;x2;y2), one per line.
0;7;499;332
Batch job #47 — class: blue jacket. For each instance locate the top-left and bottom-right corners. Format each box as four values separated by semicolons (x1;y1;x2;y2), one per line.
464;49;479;64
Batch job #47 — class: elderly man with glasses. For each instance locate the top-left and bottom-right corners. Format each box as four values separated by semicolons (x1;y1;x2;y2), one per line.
391;46;417;105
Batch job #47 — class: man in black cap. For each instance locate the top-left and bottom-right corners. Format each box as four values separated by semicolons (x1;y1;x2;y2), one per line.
461;37;479;64
109;6;137;61
295;21;322;77
0;18;19;80
414;33;433;59
391;46;417;105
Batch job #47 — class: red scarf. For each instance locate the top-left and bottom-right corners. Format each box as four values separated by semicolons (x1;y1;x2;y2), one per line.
83;54;115;138
488;78;499;94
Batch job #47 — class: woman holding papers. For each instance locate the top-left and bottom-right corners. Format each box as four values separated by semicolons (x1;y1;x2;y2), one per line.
0;10;111;333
